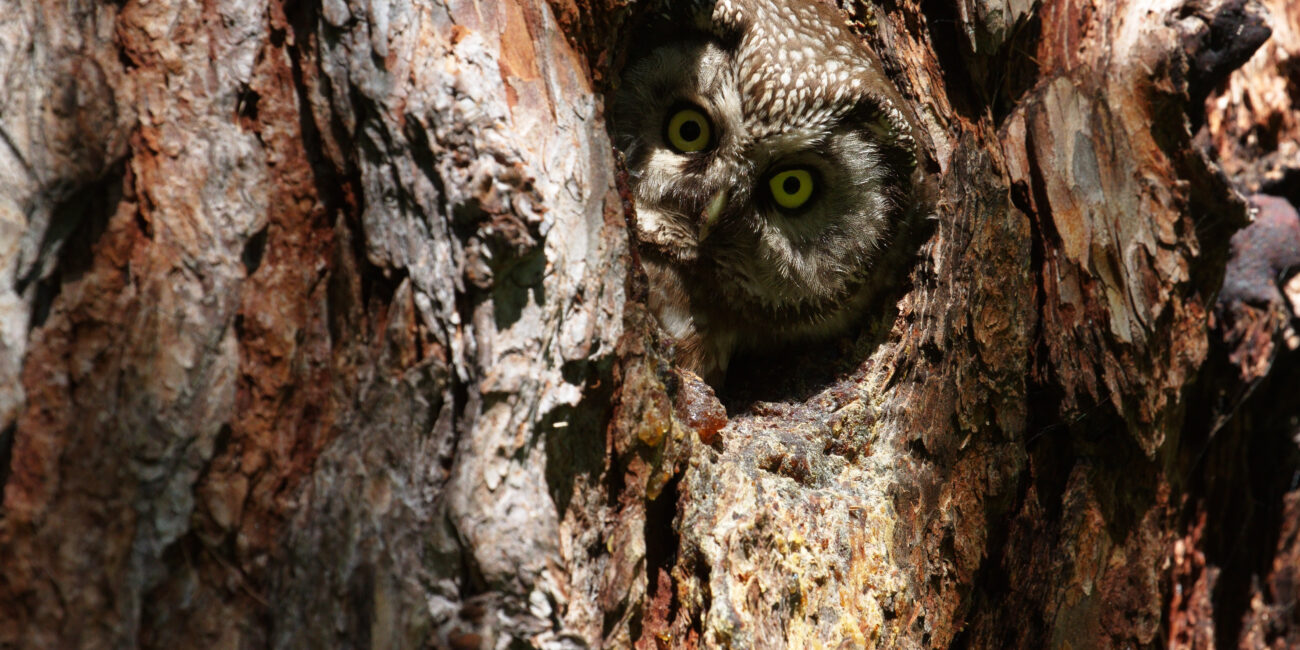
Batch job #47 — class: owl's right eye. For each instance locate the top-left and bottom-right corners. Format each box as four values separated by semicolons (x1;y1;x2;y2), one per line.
664;106;713;153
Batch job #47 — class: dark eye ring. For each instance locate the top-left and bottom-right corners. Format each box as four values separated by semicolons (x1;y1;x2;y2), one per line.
766;167;817;211
664;104;714;153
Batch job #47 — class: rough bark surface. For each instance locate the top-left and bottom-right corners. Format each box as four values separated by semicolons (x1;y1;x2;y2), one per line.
1171;1;1300;648
0;0;1296;648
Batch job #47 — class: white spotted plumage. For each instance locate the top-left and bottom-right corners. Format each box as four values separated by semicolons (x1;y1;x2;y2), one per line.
612;0;920;383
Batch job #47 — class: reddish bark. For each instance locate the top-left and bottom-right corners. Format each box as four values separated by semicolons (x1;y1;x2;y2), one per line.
0;0;1296;647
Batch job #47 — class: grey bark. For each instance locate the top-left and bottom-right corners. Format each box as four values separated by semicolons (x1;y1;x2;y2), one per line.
0;0;1296;648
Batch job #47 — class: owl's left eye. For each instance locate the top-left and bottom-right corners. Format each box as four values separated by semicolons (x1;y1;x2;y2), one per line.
664;106;713;153
767;168;817;211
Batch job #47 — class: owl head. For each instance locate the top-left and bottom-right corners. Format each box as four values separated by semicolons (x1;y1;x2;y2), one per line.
611;0;921;381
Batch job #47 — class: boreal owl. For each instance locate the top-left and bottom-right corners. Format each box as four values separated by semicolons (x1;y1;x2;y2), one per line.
611;0;921;384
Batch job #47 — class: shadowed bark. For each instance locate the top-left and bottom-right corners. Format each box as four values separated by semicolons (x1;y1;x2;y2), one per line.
0;0;1296;648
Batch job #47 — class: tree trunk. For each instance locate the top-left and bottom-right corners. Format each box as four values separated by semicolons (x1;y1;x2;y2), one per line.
0;0;1296;647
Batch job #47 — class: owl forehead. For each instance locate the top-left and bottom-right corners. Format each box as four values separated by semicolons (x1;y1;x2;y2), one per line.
710;0;877;137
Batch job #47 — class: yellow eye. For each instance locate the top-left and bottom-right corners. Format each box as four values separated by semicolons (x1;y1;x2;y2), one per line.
768;168;815;210
665;107;712;153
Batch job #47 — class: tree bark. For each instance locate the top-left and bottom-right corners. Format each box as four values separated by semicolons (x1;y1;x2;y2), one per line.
0;0;1295;648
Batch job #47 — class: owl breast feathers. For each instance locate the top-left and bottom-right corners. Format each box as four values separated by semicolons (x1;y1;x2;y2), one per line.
611;0;920;384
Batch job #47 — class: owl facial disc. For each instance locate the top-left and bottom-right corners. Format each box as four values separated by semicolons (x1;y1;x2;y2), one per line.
610;0;921;382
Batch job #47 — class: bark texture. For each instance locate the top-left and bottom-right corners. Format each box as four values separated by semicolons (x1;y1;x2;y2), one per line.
1170;3;1300;648
0;0;1295;648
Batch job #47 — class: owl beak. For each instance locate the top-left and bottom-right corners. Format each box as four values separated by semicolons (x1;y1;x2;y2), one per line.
699;189;728;243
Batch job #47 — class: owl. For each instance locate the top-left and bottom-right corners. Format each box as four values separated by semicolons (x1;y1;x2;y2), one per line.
611;0;921;384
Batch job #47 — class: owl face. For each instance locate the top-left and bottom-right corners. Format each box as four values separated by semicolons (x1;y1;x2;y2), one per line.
611;0;918;380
